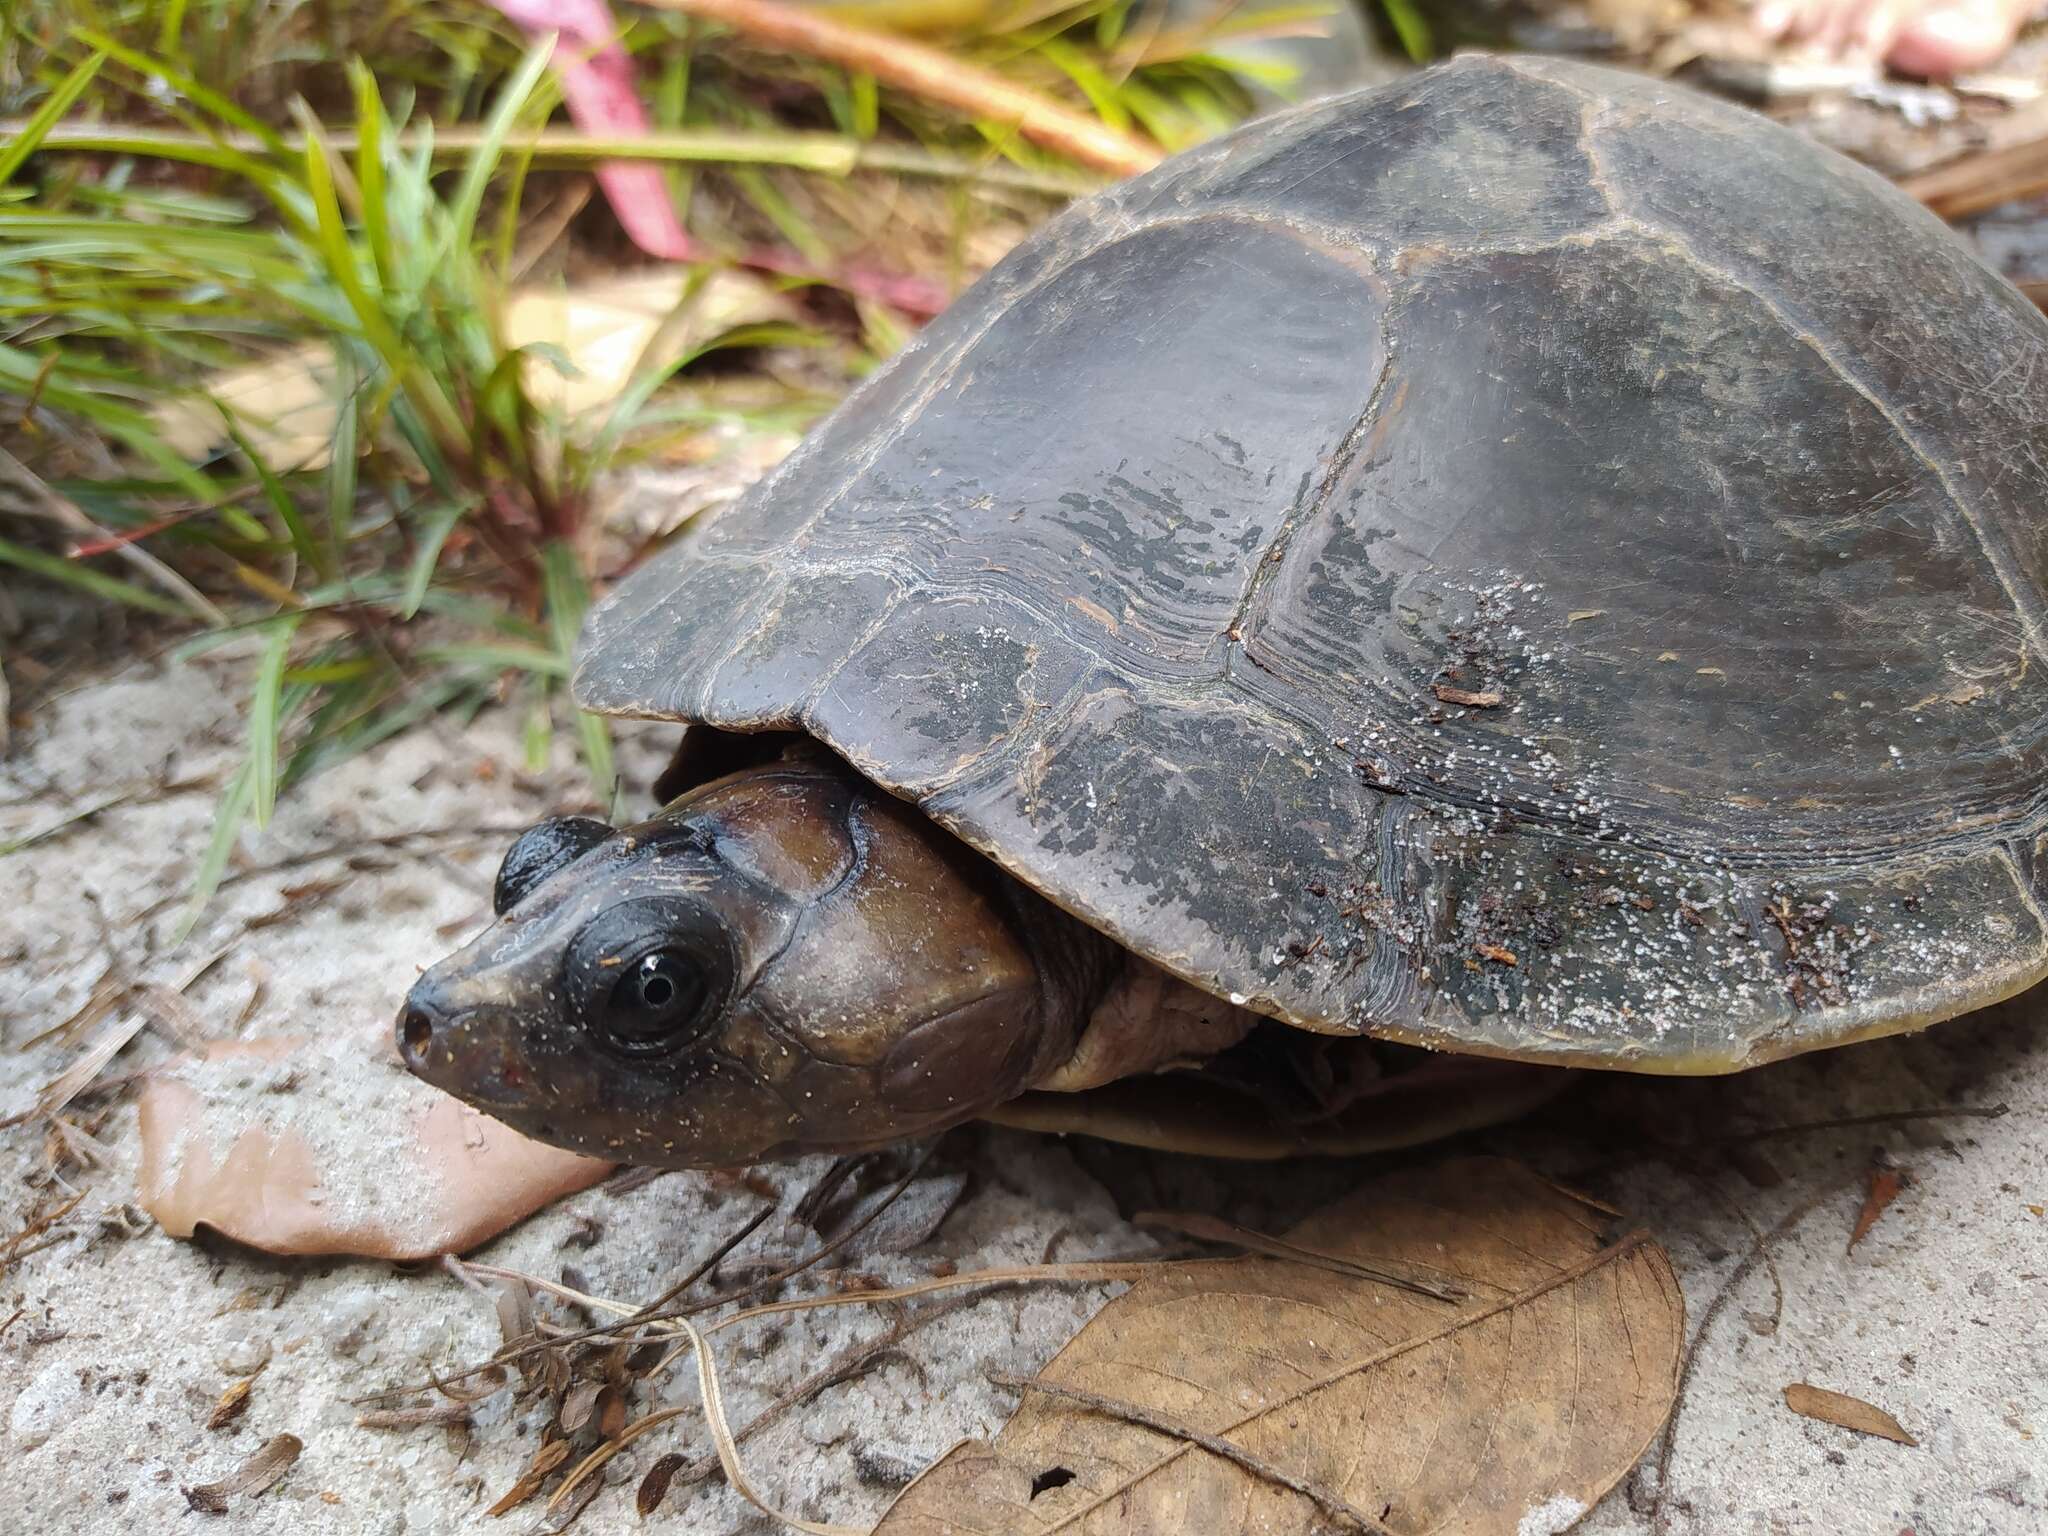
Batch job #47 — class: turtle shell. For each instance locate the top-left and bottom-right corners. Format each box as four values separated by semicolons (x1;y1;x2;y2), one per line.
575;55;2048;1073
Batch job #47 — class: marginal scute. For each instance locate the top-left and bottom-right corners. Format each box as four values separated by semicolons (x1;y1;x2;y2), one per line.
806;590;1090;796
929;677;1421;1034
707;567;901;726
573;555;763;723
576;57;2048;1073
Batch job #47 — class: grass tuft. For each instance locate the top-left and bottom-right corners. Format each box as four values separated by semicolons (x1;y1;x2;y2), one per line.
0;0;1343;916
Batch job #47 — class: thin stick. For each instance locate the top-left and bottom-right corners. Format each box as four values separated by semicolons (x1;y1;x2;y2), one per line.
556;1291;973;1513
1135;1210;1467;1302
638;0;1162;178
680;1312;864;1536
987;1370;1393;1535
6;120;1092;197
0;445;224;625
1696;1103;2010;1145
129;824;531;926
1902;135;2048;219
351;1256;1169;1406
1647;1184;1850;1533
630;1199;776;1319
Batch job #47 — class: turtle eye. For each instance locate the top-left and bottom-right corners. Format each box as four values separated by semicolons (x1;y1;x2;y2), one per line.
601;949;712;1053
567;896;736;1060
495;816;613;914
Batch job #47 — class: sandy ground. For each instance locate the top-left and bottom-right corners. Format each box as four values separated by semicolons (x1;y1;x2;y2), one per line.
1;641;2043;1536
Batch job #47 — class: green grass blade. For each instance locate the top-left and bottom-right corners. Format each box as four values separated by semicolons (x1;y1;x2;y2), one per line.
247;614;302;829
417;642;568;677
217;408;325;578
445;37;555;259
0;534;191;617
0;51;107;189
295;134;468;454
324;357;358;577
349;59;397;287
176;760;254;942
70;31;287;151
398;495;476;619
1378;0;1434;63
539;540;614;798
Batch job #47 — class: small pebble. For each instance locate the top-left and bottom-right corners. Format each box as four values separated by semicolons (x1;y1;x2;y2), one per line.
9;1359;85;1451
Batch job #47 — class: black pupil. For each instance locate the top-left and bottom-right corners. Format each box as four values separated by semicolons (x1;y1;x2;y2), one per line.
607;951;704;1048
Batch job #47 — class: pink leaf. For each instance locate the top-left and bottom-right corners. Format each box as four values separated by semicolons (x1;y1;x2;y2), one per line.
486;1;697;259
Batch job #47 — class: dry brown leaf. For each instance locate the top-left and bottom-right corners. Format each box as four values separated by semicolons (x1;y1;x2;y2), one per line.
206;1377;255;1431
637;1452;688;1517
558;1380;601;1435
135;1021;613;1259
184;1433;303;1513
1782;1384;1919;1446
876;1157;1682;1536
486;1437;573;1517
1849;1166;1909;1251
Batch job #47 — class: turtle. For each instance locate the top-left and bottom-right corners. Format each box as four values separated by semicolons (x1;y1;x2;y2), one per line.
398;55;2048;1168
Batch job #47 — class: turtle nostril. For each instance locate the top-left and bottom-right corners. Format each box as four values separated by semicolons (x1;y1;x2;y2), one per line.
400;1006;435;1064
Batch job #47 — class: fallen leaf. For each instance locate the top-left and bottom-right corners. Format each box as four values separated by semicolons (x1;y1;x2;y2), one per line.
1783;1384;1919;1446
876;1157;1683;1536
206;1377;255;1431
486;1437;573;1517
135;1020;613;1259
558;1380;601;1435
1849;1165;1910;1251
637;1452;687;1517
183;1433;303;1513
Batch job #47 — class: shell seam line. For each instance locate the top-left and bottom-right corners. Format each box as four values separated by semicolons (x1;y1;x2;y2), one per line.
1998;840;2048;938
1656;223;2048;670
1557;104;2048;672
1223;307;1401;655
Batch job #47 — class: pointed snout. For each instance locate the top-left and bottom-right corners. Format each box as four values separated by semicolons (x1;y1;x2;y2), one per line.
396;975;536;1105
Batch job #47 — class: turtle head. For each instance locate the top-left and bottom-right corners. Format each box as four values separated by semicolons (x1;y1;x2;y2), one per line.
398;752;1093;1166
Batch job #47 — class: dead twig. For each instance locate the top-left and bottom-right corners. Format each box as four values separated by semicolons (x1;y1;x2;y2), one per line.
1903;134;2048;218
1696;1103;2009;1146
571;1291;976;1515
1134;1210;1466;1302
1;1189;87;1273
0;444;225;625
1648;1180;1854;1533
987;1369;1393;1535
638;0;1162;179
129;824;531;927
676;1310;864;1536
3;120;1091;198
0;1012;147;1129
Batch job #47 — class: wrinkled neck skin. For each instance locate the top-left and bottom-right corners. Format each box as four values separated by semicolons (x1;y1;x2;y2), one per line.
403;749;1124;1167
